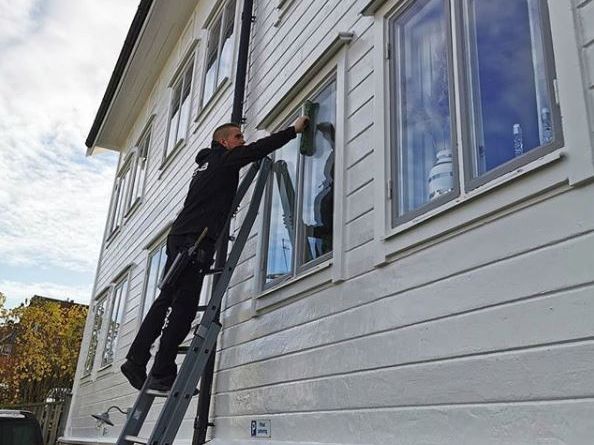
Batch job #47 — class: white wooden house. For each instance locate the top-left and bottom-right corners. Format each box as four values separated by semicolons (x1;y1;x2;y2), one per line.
61;0;594;444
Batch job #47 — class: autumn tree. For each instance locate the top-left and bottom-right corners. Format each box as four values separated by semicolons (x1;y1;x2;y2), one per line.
0;295;87;405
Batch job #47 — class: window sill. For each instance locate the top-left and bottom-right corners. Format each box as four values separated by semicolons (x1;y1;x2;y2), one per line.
254;258;333;313
80;374;92;383
193;77;232;130
158;139;186;178
123;198;142;221
378;149;565;262
104;227;121;248
96;362;113;373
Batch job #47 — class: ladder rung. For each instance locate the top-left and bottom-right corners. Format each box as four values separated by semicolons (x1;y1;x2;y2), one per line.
146;389;170;397
124;435;148;444
145;388;200;397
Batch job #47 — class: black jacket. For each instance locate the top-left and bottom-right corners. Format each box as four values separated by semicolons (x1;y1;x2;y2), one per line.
169;127;297;242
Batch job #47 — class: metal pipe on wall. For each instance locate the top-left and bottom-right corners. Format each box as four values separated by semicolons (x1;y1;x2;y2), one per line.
193;0;255;443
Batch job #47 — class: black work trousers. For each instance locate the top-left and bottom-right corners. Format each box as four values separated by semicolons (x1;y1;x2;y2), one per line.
127;233;214;378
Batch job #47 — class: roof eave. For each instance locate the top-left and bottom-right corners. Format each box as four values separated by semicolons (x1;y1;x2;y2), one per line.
85;0;154;154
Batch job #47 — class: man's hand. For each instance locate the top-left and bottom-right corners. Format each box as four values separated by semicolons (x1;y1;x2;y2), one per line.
293;116;309;133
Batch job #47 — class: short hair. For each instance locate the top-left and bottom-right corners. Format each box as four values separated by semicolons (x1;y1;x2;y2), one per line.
212;123;241;142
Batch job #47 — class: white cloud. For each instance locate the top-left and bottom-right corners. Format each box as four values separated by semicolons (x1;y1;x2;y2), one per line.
0;0;138;273
0;0;41;46
0;279;92;309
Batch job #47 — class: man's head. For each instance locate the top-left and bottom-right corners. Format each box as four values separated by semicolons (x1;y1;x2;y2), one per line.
212;123;245;150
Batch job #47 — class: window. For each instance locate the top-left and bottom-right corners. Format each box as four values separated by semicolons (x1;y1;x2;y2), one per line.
83;295;107;376
100;278;128;367
107;159;132;235
141;240;167;320
389;0;560;224
262;79;336;287
202;0;236;107
166;60;194;157
106;126;152;237
129;129;151;209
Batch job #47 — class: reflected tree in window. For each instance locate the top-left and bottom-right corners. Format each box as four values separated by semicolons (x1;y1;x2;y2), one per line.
101;279;128;367
463;0;555;176
83;296;106;375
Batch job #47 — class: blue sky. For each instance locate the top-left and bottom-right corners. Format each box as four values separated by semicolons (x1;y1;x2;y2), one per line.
0;0;138;308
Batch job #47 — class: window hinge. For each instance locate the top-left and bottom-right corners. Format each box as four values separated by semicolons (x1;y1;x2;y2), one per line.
387;179;393;200
385;42;391;60
553;78;560;106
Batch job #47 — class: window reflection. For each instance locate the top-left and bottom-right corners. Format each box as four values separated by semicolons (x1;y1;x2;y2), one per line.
83;297;106;375
203;19;220;107
101;280;128;367
392;0;454;216
464;0;554;175
218;0;236;83
301;82;336;263
263;79;336;286
143;243;167;319
265;137;299;283
202;0;236;107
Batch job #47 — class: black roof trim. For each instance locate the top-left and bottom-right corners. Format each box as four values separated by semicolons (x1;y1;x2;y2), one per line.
85;0;154;149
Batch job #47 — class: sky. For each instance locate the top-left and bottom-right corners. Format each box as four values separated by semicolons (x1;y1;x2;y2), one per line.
0;0;139;309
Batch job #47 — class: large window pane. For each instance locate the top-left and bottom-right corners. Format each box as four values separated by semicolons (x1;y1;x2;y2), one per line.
392;0;454;216
265;137;299;284
143;243;167;319
122;162;134;212
203;19;221;107
178;66;193;143
300;81;336;264
108;181;121;234
167;83;182;154
218;0;236;84
464;0;555;176
132;133;150;204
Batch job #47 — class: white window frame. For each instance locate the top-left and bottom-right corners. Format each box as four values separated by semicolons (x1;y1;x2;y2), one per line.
198;0;238;112
369;0;594;265
128;121;152;211
81;292;108;378
252;33;351;312
140;235;168;325
259;76;338;291
99;274;129;369
105;118;154;241
106;155;133;237
163;55;197;163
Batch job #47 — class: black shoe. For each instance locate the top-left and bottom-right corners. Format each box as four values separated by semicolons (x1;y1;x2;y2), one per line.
148;375;198;395
147;374;175;391
121;360;147;390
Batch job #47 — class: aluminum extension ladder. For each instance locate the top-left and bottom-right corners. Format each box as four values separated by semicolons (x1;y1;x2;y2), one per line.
115;157;272;445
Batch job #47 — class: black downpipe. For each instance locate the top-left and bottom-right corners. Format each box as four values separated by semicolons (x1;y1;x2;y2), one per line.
193;1;255;444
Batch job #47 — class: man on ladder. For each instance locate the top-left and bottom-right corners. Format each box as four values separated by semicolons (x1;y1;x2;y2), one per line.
121;116;309;392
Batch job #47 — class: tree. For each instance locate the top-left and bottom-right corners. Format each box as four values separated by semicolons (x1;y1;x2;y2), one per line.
0;295;87;405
